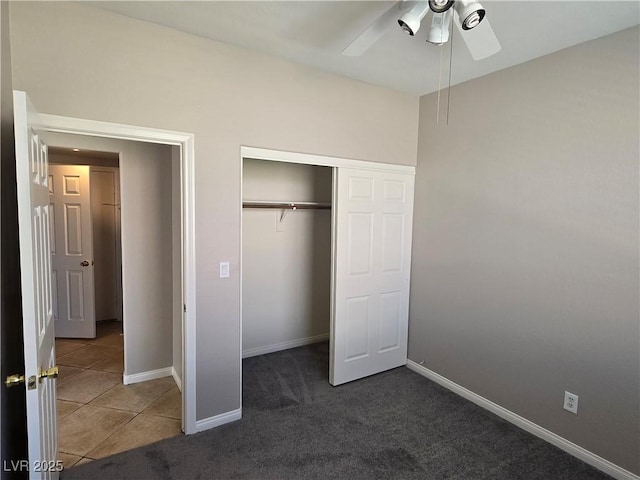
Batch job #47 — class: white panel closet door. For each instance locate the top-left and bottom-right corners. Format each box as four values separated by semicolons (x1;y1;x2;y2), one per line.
14;90;59;479
330;167;414;386
49;164;96;338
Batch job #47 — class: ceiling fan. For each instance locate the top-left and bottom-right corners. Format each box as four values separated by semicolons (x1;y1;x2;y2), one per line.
342;0;501;60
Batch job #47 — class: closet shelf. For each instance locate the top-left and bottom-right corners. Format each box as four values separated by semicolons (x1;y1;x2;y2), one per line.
242;201;331;210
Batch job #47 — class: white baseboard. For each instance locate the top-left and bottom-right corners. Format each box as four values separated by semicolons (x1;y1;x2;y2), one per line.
242;333;329;358
171;366;182;392
195;408;242;433
123;366;173;386
406;360;639;480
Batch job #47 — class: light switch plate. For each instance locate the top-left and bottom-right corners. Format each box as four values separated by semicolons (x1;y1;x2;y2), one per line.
219;262;230;278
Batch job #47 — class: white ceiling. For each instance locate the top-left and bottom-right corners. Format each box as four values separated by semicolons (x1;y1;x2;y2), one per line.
89;1;640;96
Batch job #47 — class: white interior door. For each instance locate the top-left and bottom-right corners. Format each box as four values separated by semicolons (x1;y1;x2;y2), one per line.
14;90;59;479
49;164;96;338
330;167;414;386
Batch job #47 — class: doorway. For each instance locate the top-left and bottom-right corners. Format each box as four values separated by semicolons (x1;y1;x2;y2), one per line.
39;113;196;436
46;142;183;468
15;97;197;474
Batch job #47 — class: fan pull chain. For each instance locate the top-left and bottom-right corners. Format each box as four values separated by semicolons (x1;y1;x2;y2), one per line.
436;43;444;124
446;9;454;125
436;8;455;125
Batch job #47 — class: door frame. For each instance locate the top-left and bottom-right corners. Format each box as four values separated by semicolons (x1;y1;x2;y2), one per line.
40;114;197;435
239;146;414;401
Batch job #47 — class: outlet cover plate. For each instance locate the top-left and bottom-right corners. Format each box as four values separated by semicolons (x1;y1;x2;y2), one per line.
564;391;579;414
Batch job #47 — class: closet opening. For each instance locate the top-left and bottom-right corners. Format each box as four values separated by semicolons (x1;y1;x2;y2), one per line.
241;157;335;410
241;158;333;364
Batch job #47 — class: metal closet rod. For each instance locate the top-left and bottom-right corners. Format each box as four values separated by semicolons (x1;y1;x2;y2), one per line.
242;201;331;210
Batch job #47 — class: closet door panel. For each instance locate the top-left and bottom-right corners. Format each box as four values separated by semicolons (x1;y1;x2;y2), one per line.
331;167;414;386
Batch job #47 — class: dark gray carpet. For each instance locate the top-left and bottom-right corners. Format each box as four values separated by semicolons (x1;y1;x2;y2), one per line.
62;343;612;479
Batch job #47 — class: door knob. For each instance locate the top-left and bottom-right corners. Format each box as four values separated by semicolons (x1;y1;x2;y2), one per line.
80;260;90;266
38;366;58;383
5;373;37;389
5;374;25;388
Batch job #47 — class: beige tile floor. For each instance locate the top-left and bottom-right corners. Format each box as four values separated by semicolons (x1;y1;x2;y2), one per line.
56;321;182;470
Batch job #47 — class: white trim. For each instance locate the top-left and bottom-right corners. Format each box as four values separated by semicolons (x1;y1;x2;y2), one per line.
239;152;244;426
40;114;189;146
329;167;338;384
241;146;415;174
242;334;330;359
123;367;172;385
181;134;197;435
406;360;640;480
195;408;242;433
171;367;183;392
40;114;197;435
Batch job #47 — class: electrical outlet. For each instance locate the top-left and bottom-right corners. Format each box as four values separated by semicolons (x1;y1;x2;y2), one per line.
564;391;579;414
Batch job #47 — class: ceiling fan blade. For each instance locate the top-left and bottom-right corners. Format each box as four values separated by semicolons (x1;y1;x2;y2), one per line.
342;2;407;57
454;13;501;60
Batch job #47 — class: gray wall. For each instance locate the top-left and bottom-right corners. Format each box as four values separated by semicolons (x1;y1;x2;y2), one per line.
120;138;173;376
242;159;332;356
46;133;178;379
409;26;639;474
8;1;419;421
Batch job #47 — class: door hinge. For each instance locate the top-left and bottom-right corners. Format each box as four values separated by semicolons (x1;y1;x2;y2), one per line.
183;304;187;313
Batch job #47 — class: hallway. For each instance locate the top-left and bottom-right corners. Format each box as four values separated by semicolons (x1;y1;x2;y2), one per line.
55;322;182;469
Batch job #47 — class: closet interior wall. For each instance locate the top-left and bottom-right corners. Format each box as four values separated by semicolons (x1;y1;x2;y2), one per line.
242;158;332;357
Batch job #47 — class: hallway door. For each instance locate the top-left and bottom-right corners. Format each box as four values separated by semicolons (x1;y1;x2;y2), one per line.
49;164;96;338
